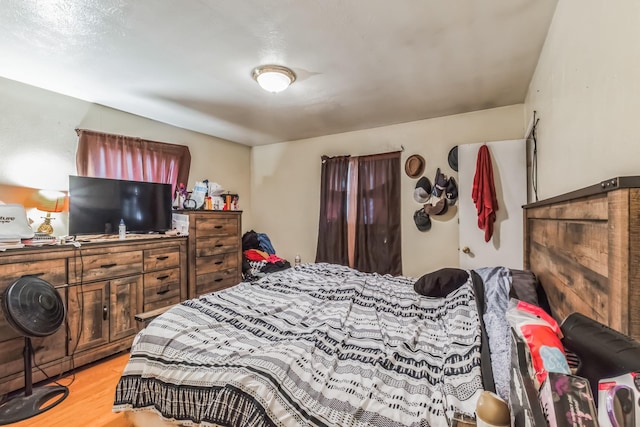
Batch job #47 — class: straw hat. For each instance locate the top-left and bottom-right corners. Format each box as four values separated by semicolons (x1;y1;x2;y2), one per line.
404;155;425;178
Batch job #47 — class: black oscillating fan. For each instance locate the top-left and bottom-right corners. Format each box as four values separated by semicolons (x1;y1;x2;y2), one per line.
0;276;68;424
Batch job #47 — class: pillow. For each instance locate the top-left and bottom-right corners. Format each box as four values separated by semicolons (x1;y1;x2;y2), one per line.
414;268;469;297
509;269;540;306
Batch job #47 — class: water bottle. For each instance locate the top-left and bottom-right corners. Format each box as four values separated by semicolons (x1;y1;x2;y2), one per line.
118;219;126;240
294;254;301;266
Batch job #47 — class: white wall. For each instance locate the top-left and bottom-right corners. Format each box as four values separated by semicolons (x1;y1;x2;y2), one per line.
252;105;524;278
0;77;253;234
525;0;640;199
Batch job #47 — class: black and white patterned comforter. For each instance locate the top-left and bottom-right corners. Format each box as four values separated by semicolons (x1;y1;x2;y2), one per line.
114;263;483;426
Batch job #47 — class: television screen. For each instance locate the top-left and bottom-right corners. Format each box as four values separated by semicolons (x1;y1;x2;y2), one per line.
69;176;173;236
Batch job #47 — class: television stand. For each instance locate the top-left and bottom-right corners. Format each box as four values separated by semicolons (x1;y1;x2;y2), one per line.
0;235;187;395
74;233;173;243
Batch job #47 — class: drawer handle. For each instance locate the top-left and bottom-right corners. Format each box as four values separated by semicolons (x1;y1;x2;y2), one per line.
215;244;224;248
214;225;223;229
23;272;45;278
103;305;108;321
156;286;170;295
100;263;117;269
214;261;223;265
214;278;223;282
156;256;169;260
156;275;170;281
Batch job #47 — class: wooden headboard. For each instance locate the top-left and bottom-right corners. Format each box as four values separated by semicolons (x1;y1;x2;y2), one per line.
523;176;640;341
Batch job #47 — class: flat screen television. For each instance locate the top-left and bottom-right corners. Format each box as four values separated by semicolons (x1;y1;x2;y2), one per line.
68;176;173;236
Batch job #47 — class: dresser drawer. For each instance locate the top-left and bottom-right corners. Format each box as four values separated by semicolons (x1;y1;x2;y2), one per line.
69;251;142;283
144;267;181;289
143;267;181;311
0;327;67;379
143;294;180;313
142;284;180;312
0;259;66;286
196;235;238;257
196;217;238;237
0;258;67;341
144;246;180;272
195;268;238;296
196;252;238;275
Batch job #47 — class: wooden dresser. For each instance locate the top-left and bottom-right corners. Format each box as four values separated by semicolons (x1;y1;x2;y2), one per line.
0;236;187;395
177;210;242;297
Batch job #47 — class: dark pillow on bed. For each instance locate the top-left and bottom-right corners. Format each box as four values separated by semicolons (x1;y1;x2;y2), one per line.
509;269;540;306
414;268;469;297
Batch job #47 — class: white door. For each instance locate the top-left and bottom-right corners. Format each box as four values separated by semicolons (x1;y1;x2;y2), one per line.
458;139;526;269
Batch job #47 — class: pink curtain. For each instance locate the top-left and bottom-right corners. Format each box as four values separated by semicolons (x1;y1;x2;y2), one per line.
75;129;191;194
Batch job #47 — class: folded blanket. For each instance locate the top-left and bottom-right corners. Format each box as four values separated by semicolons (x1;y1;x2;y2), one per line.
474;266;512;401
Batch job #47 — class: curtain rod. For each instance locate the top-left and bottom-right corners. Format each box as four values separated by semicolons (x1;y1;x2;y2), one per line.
75;128;145;140
75;128;180;147
321;145;404;161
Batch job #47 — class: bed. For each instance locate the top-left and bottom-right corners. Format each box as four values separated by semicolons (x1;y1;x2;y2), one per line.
114;176;640;427
114;262;529;426
523;176;640;341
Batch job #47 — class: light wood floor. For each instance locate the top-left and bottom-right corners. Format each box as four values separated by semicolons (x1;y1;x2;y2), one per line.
9;352;134;427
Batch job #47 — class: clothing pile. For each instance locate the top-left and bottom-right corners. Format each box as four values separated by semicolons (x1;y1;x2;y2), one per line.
241;230;290;281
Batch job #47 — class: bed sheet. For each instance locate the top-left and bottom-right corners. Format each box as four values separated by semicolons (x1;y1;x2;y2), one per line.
114;263;484;426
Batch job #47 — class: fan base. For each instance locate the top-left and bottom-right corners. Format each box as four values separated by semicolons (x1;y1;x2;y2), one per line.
0;385;69;425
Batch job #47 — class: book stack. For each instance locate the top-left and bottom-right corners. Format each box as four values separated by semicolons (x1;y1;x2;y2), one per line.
0;237;24;251
0;204;35;250
22;232;58;246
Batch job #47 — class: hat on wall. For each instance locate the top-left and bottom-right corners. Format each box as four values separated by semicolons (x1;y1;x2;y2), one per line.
445;177;458;205
432;168;448;197
405;154;425;178
413;208;431;231
424;197;448;216
413;176;432;203
448;146;459;172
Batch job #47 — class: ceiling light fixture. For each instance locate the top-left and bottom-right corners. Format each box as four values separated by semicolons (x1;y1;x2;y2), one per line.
252;65;296;93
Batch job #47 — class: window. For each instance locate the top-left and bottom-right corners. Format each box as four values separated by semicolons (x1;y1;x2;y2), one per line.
75;129;191;195
316;151;401;275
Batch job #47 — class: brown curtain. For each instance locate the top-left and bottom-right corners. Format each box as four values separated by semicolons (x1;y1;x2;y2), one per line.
353;151;402;275
75;129;191;194
315;155;350;266
347;157;359;268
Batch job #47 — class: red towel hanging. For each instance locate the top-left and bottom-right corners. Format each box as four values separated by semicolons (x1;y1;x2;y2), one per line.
471;145;498;242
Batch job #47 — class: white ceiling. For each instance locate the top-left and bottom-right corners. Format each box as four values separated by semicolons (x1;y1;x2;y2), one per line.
0;1;558;146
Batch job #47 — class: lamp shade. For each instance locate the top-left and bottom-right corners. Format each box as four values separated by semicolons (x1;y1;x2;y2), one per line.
34;190;66;213
252;65;296;93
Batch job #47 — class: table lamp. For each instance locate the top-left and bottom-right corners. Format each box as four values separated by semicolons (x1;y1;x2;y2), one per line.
34;190;66;235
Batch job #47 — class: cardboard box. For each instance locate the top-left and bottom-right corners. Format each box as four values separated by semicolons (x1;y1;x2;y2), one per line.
171;213;189;235
539;372;598;426
597;372;640;427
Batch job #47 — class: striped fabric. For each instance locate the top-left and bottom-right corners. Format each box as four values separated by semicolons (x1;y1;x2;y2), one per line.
249;260;268;276
114;263;483;426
